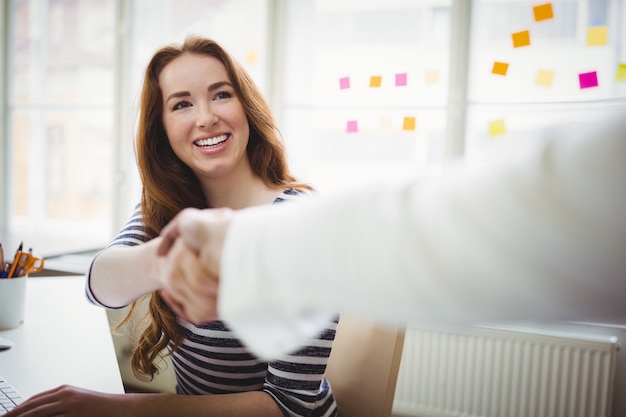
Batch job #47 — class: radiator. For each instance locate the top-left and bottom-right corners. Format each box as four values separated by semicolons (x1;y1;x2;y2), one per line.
392;325;619;417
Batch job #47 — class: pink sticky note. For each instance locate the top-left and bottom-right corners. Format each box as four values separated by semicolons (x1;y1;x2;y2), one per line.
346;120;358;133
395;73;407;86
339;76;351;90
579;71;599;89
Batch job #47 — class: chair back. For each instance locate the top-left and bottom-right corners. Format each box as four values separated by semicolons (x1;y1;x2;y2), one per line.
325;315;405;417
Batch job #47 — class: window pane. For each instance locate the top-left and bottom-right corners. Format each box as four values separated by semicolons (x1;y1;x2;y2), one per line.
11;0;114;105
8;0;115;254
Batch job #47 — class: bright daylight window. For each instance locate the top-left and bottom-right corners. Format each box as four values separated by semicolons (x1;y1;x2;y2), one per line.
2;0;625;254
6;0;115;254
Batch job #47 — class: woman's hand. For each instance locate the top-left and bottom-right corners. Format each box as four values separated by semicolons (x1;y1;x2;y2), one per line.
4;385;124;417
157;207;233;324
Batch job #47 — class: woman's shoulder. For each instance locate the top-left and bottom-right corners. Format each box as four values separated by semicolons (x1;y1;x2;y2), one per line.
273;187;316;204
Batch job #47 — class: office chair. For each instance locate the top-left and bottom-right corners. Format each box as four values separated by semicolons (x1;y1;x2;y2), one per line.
325;315;405;417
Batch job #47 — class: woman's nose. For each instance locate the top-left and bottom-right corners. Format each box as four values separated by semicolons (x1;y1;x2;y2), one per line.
196;105;219;128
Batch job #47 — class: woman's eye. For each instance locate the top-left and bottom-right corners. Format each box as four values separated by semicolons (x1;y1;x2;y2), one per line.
214;91;232;101
172;101;191;111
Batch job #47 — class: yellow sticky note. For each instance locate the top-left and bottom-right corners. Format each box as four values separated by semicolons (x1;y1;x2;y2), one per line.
488;119;507;136
246;50;259;65
402;117;416;131
533;3;554;22
425;69;439;84
512;30;531;48
492;61;509;76
369;76;382;88
587;26;608;46
535;69;555;87
616;63;626;83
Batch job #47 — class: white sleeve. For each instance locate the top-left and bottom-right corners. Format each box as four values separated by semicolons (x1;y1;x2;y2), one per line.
219;113;626;360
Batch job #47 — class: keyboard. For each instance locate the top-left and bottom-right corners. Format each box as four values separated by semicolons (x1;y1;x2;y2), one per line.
0;376;24;415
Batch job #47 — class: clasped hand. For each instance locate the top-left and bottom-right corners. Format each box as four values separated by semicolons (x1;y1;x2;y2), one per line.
157;207;233;324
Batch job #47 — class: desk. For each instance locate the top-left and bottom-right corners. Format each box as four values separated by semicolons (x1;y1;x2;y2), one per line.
0;276;124;398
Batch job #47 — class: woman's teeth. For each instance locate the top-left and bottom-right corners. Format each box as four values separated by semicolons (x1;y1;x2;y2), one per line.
194;134;229;147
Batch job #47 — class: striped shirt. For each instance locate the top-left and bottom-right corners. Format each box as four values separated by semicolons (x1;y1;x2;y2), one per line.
86;189;338;417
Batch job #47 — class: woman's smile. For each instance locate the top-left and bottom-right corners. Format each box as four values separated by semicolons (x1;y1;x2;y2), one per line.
194;133;230;148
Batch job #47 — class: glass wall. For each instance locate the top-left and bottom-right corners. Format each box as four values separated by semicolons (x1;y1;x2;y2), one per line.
280;0;452;193
465;0;626;163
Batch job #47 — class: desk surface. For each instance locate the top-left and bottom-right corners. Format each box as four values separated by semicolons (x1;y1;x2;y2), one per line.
0;276;124;398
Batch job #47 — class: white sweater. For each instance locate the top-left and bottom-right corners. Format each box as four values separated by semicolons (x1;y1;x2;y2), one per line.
219;112;626;360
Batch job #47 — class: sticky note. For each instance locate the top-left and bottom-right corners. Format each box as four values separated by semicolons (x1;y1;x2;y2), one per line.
492;61;509;76
379;117;393;131
246;50;259;65
578;71;599;89
533;3;554;22
535;69;554;87
402;117;416;131
395;73;407;86
488;119;507;136
587;26;608;46
346;120;358;133
512;30;531;48
370;76;382;88
616;63;626;83
425;69;439;84
339;76;351;90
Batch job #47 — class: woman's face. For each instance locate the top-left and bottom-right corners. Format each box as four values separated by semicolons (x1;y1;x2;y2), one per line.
159;53;251;182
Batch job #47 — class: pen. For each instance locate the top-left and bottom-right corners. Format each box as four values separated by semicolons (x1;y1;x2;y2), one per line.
0;244;5;278
6;242;23;279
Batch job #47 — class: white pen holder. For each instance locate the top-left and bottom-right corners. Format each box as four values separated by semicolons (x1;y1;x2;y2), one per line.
0;276;27;330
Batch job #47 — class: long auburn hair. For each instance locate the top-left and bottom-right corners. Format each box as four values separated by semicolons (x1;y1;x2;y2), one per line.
125;36;311;380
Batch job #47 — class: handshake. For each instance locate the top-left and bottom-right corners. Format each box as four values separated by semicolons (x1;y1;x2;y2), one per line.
157;207;234;324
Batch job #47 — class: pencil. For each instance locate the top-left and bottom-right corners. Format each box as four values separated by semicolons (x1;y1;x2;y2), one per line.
6;242;23;279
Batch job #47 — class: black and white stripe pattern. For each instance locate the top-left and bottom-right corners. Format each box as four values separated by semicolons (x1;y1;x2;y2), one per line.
86;189;338;416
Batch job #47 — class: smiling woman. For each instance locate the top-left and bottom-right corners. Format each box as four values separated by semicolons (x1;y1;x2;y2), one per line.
4;36;337;417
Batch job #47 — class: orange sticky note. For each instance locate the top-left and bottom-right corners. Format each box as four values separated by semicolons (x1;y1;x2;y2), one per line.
369;76;382;88
425;69;439;84
535;69;554;87
512;30;531;48
492;61;509;76
488;119;507;136
533;3;554;22
616;63;626;83
402;117;416;131
587;26;608;46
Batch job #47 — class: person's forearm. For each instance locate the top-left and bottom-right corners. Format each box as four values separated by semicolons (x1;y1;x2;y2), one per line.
122;391;282;417
89;239;163;308
218;113;626;359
